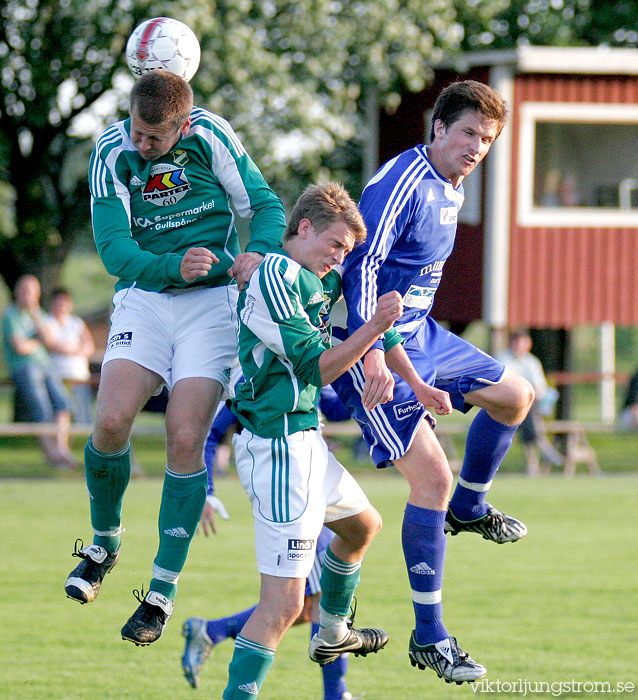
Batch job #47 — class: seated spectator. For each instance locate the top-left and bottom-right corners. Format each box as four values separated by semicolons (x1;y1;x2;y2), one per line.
497;330;564;476
1;275;78;469
46;287;95;424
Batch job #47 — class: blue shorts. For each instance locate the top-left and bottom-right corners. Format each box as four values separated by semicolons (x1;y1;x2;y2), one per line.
332;317;505;468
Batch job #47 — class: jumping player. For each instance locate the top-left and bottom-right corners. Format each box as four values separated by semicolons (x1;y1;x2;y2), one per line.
331;80;534;683
183;384;365;699
64;70;286;646
182;527;362;700
221;183;447;699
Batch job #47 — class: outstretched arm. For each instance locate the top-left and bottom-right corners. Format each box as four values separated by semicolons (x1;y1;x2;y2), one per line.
318;291;403;399
384;343;453;416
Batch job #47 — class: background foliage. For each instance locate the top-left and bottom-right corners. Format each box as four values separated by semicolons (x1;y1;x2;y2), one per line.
2;0;638;297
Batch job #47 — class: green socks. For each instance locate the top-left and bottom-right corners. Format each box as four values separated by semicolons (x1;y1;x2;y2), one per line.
223;636;275;699
319;547;361;616
150;467;207;600
85;438;131;553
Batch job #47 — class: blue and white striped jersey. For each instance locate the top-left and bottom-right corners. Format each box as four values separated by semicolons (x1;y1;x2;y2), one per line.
342;145;464;344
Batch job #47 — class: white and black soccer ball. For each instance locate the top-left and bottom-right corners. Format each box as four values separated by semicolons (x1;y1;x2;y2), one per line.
126;17;201;82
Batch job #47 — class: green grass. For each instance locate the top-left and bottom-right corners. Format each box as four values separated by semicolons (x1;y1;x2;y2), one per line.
2;473;637;699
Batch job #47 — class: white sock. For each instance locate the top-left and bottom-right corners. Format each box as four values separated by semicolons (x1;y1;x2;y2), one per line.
318;610;348;644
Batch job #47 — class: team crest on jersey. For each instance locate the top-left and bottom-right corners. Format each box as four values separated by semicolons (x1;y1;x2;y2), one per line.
172;149;189;166
143;162;191;205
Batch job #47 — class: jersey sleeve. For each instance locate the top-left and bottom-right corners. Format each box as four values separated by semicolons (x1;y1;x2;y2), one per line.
89;139;184;288
240;257;326;388
342;172;414;350
193;112;286;255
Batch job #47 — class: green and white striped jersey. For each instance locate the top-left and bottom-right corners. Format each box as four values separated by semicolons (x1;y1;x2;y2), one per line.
88;107;286;292
232;251;343;438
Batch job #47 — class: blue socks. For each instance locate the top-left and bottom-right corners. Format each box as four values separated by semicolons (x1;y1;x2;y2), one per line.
402;504;448;646
312;622;348;700
449;409;518;521
207;606;257;644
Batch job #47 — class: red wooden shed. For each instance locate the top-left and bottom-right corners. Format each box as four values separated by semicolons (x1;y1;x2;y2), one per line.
377;47;638;336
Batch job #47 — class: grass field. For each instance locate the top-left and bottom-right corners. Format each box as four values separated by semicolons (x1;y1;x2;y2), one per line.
2;472;637;700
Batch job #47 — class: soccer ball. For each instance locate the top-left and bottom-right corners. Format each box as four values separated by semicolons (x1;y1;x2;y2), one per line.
126;17;201;82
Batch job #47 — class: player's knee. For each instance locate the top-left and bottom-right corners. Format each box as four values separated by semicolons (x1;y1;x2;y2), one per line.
509;377;535;423
488;375;536;425
93;404;133;449
167;423;206;463
351;506;383;549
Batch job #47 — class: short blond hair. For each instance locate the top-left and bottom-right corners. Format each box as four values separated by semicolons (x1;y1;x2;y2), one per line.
285;183;366;244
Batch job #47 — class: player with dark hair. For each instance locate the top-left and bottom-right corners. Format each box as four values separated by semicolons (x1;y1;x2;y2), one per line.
64;69;286;646
330;80;534;683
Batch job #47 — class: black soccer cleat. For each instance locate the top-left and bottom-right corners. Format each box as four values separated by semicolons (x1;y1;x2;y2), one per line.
309;600;388;667
309;626;389;666
445;504;528;544
65;539;120;604
121;589;173;646
408;632;486;684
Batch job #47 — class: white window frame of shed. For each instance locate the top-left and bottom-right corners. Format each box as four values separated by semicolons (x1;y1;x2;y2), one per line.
517;102;638;227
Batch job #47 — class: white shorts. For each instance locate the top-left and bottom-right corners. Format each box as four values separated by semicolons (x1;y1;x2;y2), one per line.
104;285;239;392
233;428;370;579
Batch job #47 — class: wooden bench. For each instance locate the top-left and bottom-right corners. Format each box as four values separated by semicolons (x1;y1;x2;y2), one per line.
323;418;605;476
544;420;604;476
0;422;164;437
322;419;465;472
0;410;604;476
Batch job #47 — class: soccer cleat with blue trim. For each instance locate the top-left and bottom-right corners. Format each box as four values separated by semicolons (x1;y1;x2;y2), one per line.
65;539;120;604
408;632;486;684
181;617;214;688
121;589;173;646
445;503;527;543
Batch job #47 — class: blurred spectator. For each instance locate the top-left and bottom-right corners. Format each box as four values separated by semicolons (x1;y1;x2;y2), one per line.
541;169;581;207
620;367;638;430
1;275;78;469
46;287;95;424
497;330;564;476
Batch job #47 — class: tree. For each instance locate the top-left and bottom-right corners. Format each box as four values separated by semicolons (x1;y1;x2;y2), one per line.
0;0;156;294
0;0;468;298
4;0;636;299
455;0;638;50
